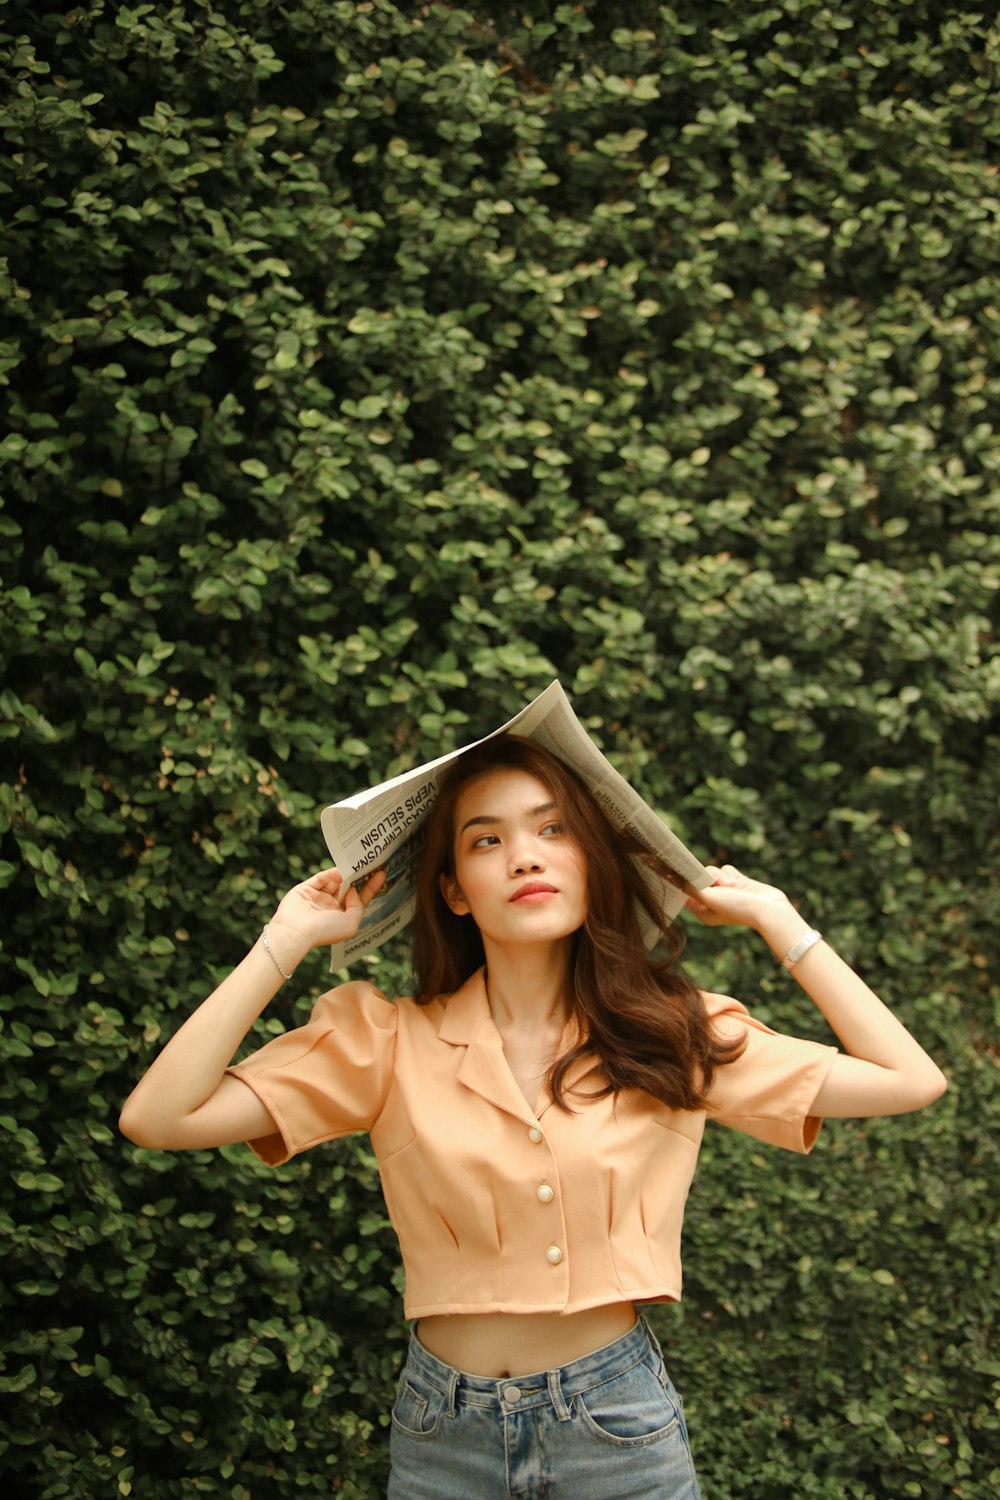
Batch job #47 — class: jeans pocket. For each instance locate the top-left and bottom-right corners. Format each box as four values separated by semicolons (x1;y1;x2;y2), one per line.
576;1356;682;1448
391;1376;444;1441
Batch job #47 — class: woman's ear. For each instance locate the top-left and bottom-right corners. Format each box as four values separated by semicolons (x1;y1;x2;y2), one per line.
439;872;470;916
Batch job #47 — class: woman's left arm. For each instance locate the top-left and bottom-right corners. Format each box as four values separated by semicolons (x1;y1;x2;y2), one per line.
688;865;947;1118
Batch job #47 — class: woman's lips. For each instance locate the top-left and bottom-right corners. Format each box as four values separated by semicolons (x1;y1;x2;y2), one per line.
510;883;559;903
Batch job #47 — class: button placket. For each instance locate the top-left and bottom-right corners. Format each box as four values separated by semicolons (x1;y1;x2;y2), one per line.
520;1123;564;1276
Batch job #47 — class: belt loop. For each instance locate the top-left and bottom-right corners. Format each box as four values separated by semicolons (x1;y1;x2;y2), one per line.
446;1366;459;1418
546;1366;571;1422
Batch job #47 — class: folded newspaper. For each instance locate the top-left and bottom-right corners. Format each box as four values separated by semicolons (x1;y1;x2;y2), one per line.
320;681;712;966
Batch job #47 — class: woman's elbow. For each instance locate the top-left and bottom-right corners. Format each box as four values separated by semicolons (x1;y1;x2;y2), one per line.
905;1062;948;1112
119;1100;168;1150
923;1064;948;1106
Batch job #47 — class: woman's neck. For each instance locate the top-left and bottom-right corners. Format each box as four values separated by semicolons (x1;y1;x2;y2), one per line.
480;939;574;1034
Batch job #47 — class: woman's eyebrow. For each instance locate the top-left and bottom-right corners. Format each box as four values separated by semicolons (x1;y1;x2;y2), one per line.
458;801;556;836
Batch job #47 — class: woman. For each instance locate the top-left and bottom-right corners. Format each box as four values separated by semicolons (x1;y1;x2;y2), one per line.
120;734;946;1499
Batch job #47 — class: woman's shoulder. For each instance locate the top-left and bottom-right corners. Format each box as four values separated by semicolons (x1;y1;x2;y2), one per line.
696;988;788;1044
308;981;447;1030
311;977;392;1009
306;979;397;1032
697;989;752;1022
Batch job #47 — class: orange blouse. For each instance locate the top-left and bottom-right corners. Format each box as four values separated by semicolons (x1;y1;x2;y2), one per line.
226;968;838;1319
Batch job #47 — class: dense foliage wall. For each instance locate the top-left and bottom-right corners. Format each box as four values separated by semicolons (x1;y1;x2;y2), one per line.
1;1;997;1496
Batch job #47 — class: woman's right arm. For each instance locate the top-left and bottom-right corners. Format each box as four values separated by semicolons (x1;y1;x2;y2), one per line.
118;867;385;1152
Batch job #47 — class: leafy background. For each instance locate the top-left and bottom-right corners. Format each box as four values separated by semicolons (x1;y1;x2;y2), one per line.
1;1;997;1495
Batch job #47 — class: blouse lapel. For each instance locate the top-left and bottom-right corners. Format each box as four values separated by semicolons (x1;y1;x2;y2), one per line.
437;969;539;1126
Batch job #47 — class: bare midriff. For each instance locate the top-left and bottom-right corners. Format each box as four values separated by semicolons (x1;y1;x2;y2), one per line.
415;1302;639;1378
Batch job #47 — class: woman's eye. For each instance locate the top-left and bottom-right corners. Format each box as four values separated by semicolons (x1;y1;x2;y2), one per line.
471;834;500;849
541;821;564;837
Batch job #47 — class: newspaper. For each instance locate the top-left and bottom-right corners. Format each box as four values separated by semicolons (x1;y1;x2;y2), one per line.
320;681;712;966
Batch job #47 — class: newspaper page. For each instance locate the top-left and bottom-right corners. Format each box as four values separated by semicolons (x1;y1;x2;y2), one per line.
320;682;712;966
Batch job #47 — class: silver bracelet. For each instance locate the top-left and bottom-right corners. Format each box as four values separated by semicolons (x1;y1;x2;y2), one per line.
780;928;823;972
260;924;293;981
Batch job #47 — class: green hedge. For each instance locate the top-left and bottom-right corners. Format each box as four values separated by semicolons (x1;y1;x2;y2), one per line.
1;2;997;1495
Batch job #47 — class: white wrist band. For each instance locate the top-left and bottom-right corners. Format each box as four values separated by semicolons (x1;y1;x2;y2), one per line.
781;928;823;971
261;924;293;981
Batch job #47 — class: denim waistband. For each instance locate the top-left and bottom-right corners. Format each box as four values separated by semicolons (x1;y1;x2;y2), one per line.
405;1315;661;1418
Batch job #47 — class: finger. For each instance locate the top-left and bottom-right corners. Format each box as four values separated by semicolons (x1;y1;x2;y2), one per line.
305;867;346;893
343;868;386;909
354;868;385;901
685;894;720;924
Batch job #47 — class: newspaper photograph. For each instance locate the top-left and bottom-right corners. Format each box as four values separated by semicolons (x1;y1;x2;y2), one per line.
320;681;712;966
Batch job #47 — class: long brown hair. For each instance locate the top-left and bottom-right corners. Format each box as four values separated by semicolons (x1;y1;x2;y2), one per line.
411;734;745;1112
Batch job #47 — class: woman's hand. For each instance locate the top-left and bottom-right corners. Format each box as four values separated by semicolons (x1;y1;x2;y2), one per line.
268;867;387;957
685;863;795;932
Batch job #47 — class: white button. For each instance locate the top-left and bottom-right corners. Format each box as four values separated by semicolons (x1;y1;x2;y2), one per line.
504;1385;522;1403
546;1244;563;1265
528;1127;543;1143
536;1183;554;1204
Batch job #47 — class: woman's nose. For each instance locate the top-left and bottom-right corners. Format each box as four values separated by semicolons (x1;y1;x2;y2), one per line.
509;838;543;873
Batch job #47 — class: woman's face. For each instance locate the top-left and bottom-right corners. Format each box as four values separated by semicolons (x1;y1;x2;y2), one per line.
439;768;588;950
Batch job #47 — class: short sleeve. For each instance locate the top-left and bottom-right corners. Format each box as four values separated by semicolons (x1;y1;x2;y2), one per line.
225;980;398;1166
703;991;839;1153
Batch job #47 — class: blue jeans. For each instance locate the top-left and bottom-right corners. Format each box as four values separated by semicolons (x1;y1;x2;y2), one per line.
387;1314;702;1499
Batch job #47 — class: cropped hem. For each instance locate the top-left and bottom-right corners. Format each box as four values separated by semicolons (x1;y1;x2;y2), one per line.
402;1285;681;1320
